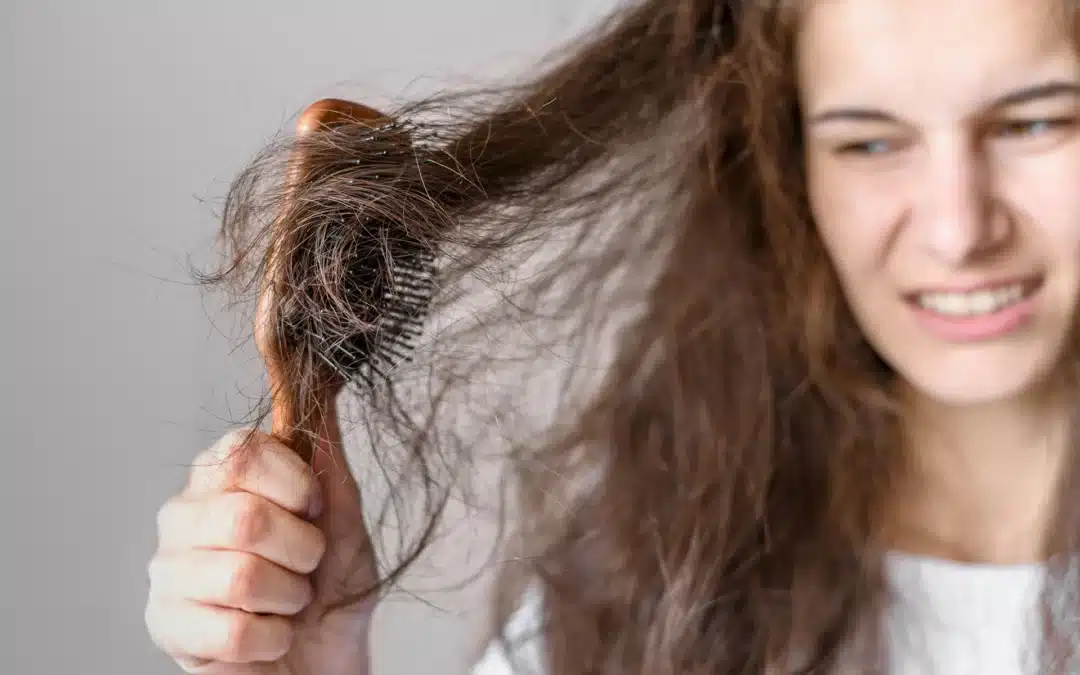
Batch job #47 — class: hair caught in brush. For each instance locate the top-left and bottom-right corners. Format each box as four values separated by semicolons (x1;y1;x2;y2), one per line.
201;0;1080;673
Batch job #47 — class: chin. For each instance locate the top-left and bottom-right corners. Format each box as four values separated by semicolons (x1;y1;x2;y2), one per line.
885;345;1063;408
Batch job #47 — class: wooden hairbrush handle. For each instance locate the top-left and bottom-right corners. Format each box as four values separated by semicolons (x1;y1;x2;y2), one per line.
295;98;391;135
255;98;398;462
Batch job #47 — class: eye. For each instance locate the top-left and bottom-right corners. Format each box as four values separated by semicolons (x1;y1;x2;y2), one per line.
993;117;1075;139
833;138;903;157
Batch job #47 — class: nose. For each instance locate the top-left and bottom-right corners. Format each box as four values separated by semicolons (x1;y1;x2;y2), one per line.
915;139;1009;264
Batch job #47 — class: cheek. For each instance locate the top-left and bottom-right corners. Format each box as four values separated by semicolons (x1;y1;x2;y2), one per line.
1013;153;1080;256
808;168;904;286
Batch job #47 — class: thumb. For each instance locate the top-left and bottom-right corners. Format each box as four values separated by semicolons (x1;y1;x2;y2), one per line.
306;399;367;539
305;400;380;616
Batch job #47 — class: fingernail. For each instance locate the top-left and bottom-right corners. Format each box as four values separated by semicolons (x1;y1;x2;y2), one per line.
307;480;324;519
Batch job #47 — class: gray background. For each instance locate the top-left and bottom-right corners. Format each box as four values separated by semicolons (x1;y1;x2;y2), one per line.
7;1;619;673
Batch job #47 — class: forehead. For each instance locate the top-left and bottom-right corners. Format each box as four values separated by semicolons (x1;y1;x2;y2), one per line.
796;0;1077;112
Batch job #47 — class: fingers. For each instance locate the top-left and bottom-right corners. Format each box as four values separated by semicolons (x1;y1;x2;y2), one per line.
146;427;372;672
145;429;326;670
185;429;320;518
156;490;326;574
145;599;294;665
148;549;313;615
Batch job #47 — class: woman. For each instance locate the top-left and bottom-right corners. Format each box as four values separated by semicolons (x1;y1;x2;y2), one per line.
144;0;1080;672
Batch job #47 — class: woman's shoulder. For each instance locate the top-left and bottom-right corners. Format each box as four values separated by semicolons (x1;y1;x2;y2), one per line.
470;583;547;675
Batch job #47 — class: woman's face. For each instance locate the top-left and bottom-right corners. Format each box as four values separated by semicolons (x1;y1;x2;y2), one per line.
799;0;1080;406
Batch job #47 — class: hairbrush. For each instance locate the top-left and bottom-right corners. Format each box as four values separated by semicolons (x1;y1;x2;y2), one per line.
255;98;437;462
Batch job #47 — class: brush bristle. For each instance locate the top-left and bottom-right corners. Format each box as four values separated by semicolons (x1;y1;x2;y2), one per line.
339;248;436;386
269;117;439;393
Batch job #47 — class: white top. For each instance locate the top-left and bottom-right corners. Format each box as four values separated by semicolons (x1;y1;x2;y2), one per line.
470;552;1052;675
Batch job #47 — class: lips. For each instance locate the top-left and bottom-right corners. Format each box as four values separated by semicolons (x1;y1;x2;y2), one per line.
905;275;1043;342
907;276;1043;317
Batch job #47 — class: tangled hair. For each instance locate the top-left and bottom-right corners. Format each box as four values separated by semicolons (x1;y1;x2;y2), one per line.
203;0;1080;672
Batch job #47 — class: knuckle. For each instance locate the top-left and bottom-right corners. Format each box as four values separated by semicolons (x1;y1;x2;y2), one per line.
186;449;227;491
143;596;162;638
190;445;218;465
154;502;169;535
191;445;230;473
269;627;293;660
224;553;263;603
218;611;258;660
295;470;319;513
215;428;260;458
154;497;181;537
219;612;291;662
295;578;316;611
225;493;270;547
190;429;263;485
146;555;163;584
267;618;294;659
305;528;328;573
313;522;328;554
144;597;184;658
146;554;190;600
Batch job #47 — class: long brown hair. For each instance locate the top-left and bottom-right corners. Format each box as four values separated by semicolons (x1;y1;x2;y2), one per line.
202;0;1080;672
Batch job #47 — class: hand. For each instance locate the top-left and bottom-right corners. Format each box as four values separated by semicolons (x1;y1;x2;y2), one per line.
145;412;378;675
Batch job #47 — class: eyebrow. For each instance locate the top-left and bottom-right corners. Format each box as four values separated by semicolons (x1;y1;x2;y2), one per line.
807;79;1080;127
992;80;1080;107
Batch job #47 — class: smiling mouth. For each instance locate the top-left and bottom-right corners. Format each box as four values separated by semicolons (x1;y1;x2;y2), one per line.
909;277;1043;317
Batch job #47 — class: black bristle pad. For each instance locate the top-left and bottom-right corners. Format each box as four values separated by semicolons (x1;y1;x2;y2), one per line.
276;119;437;389
334;244;436;384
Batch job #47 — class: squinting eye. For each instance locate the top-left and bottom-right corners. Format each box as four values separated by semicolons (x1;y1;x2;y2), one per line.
995;118;1073;138
835;139;894;155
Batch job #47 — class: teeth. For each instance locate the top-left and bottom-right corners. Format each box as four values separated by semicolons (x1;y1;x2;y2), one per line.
916;283;1027;316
